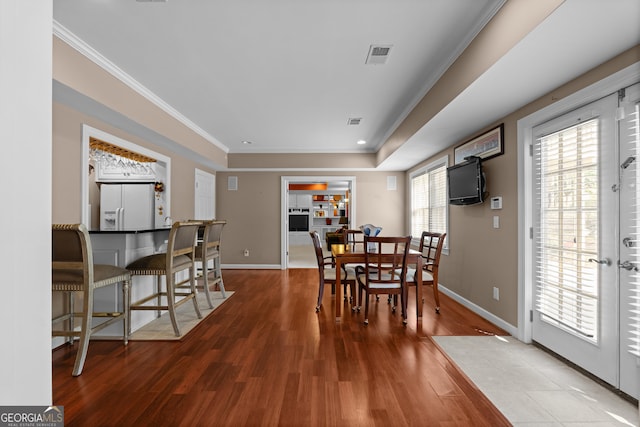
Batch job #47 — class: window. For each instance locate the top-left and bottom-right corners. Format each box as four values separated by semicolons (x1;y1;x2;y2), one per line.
533;119;599;340
410;156;448;249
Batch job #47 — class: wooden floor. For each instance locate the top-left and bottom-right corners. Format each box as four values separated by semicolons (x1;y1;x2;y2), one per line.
52;269;510;426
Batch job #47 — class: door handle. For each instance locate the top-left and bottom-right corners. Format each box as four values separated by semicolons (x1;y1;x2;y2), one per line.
618;260;639;272
588;258;611;266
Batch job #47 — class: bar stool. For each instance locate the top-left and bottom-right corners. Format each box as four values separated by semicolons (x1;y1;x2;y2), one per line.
126;220;202;337
193;219;227;308
52;223;131;376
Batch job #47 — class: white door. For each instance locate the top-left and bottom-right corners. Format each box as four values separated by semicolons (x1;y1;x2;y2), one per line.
195;169;216;220
619;83;640;399
532;87;640;400
532;94;619;386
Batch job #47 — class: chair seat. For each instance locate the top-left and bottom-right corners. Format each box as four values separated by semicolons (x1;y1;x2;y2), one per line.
126;253;192;274
52;265;130;291
358;272;402;289
323;266;356;281
404;267;434;283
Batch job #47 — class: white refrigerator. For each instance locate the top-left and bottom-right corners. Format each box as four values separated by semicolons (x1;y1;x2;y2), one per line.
100;183;155;231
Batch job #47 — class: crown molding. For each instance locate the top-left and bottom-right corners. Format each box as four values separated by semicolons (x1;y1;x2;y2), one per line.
52;20;229;154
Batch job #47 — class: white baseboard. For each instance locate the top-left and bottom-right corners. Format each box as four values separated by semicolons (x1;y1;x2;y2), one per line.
222;264;282;270
438;283;518;337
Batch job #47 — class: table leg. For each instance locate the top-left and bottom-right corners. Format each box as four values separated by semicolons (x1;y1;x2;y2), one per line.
415;256;423;318
335;257;342;321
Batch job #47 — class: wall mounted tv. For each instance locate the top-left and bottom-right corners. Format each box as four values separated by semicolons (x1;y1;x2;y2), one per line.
447;156;485;206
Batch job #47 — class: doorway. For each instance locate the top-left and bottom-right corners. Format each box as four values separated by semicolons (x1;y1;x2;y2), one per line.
280;176;356;269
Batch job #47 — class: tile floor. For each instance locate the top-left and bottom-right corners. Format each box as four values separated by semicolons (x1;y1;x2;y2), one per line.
434;335;639;427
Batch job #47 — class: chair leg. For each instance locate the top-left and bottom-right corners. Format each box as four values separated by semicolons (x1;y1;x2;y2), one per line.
122;279;130;345
66;292;75;345
316;279;325;312
215;257;226;298
202;261;214;309
363;291;370;325
166;273;181;337
401;289;407;325
72;290;93;376
433;282;440;314
190;266;202;319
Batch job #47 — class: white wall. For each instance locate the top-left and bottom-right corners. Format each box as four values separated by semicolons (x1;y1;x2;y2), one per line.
0;1;53;404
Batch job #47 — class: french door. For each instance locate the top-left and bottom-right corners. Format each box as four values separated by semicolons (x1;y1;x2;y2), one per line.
619;83;640;399
532;86;640;399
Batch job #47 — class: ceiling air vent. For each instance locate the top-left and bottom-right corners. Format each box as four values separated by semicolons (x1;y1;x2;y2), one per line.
347;117;362;126
365;44;392;65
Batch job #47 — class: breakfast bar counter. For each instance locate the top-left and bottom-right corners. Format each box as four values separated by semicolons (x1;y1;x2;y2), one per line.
89;227;171;335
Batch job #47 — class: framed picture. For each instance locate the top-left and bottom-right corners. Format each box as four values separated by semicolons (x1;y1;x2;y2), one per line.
454;124;504;164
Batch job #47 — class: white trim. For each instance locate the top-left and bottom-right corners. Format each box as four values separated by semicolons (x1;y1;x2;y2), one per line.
438;284;518;337
222;264;282;270
517;61;640;343
53;20;229;154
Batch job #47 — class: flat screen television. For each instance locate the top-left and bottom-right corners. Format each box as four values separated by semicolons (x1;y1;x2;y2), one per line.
447;156;485;206
289;214;309;232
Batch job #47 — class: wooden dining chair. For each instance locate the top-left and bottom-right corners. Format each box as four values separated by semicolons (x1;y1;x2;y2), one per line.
193;219;227;308
309;231;356;312
52;223;131;376
342;228;365;252
406;231;446;313
126;220;203;337
356;235;411;325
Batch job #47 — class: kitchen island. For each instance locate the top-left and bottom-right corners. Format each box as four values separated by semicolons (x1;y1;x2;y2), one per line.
89;227;171;336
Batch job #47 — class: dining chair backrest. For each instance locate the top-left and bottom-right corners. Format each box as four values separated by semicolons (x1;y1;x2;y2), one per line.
363;235;411;285
167;221;201;265
309;231;329;269
342;228;365;252
419;231;446;273
201;220;226;258
52;223;93;286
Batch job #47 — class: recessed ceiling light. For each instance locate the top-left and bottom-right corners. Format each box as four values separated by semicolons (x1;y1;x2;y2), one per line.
357;140;367;145
242;140;253;145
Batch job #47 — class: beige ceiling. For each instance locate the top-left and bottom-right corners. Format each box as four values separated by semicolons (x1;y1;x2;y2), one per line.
52;0;640;171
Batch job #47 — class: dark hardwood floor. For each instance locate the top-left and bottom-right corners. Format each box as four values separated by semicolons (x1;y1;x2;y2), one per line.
52;269;510;426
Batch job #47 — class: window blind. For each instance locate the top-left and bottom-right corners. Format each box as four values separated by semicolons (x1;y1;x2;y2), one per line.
533;119;600;340
627;102;640;356
410;159;447;244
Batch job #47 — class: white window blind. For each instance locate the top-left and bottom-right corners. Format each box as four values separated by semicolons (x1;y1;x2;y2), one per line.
410;157;448;245
533;119;599;340
627;102;640;356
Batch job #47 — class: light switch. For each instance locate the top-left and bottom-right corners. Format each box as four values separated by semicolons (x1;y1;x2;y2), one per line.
493;216;500;229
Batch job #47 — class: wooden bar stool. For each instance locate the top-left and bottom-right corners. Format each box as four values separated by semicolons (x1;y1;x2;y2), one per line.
126;220;202;337
193;219;227;308
52;223;131;376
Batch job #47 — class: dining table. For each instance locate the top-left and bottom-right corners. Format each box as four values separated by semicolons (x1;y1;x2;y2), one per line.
331;243;423;322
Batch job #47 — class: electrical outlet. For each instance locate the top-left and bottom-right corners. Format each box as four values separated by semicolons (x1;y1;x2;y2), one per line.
243;249;249;257
493;286;499;301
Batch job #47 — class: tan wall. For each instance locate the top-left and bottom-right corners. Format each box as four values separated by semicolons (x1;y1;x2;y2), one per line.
408;45;640;327
216;171;406;265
